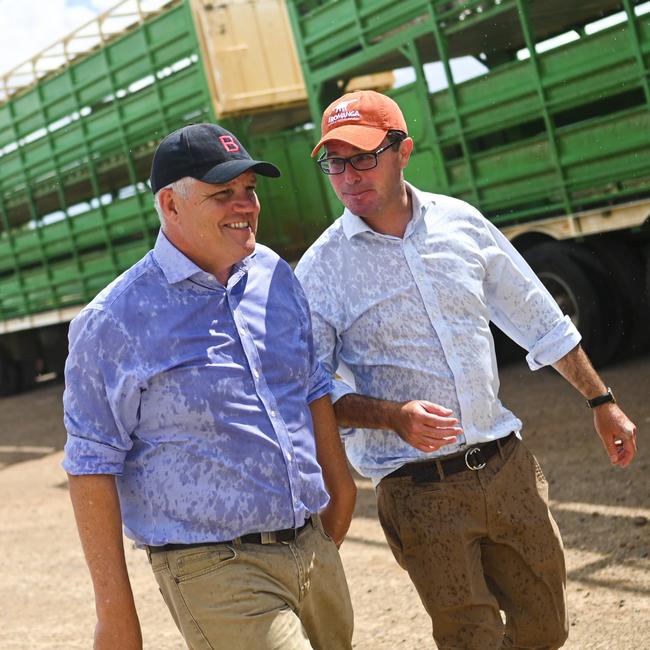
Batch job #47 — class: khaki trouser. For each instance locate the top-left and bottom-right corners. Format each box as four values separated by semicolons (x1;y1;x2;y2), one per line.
377;436;568;650
148;516;353;650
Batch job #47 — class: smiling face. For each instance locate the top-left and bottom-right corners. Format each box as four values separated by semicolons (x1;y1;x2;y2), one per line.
159;172;260;284
325;136;413;236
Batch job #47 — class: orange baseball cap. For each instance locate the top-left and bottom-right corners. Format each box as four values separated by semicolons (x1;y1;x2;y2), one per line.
311;90;408;157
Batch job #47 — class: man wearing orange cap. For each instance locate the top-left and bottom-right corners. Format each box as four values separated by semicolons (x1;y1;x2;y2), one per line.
295;90;637;649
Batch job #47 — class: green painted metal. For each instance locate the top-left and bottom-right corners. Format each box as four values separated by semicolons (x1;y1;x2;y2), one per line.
428;2;480;205
0;0;213;321
0;0;334;322
514;0;572;217
288;0;650;223
3;0;650;326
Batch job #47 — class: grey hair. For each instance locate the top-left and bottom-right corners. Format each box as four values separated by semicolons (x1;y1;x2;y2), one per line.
153;176;194;222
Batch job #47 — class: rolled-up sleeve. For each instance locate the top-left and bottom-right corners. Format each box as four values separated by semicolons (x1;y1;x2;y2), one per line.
483;220;581;370
62;309;143;475
525;314;581;370
306;362;334;403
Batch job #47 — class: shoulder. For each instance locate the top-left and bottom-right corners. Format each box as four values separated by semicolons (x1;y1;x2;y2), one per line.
295;218;346;282
87;251;158;313
422;193;496;245
71;252;157;338
252;243;294;280
251;243;304;295
425;192;485;223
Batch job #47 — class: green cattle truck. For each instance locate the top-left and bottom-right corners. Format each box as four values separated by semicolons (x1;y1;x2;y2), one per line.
1;0;649;394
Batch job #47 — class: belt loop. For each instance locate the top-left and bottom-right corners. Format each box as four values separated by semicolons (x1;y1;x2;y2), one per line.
435;458;445;481
497;437;505;460
232;537;243;548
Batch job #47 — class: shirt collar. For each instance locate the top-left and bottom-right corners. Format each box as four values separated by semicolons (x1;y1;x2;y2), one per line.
153;230;255;286
341;182;434;241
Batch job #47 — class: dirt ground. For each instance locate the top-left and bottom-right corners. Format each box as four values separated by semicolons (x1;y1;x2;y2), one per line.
1;354;648;649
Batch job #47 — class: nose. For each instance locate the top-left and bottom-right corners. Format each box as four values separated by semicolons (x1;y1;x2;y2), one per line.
232;193;256;212
342;163;362;184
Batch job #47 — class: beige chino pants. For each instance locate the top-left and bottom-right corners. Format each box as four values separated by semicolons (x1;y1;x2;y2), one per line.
149;516;353;650
377;436;568;650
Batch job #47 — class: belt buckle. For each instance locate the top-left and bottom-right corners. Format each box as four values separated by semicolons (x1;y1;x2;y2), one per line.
464;447;487;470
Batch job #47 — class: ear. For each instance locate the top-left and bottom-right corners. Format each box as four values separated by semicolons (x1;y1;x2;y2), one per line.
159;187;180;224
398;137;414;170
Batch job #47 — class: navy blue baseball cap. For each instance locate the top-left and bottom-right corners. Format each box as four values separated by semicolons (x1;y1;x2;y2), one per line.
150;123;281;193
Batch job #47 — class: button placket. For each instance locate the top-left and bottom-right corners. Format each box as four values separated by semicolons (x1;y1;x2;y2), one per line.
230;299;301;507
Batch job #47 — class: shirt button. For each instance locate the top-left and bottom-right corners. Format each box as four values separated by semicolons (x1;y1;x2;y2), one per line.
286;452;292;461
254;369;260;379
270;410;276;418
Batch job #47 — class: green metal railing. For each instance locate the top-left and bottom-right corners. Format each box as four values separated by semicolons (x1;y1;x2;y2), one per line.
0;0;212;321
3;0;649;324
0;0;335;322
288;0;650;223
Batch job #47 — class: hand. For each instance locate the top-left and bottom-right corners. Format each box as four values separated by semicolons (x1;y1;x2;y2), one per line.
94;613;142;650
593;403;637;468
320;503;353;548
390;400;463;452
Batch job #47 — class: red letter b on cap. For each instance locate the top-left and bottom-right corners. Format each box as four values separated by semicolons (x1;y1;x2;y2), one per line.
219;135;240;153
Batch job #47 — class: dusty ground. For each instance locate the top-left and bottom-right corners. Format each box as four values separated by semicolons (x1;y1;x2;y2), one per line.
1;354;648;649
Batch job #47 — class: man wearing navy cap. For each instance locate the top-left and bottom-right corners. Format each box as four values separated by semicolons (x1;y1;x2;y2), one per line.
63;123;355;650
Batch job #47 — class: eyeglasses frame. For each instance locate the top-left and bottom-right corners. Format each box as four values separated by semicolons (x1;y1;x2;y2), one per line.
316;134;406;175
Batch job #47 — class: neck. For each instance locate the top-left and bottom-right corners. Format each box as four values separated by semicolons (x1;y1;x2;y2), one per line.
162;226;234;285
362;183;412;238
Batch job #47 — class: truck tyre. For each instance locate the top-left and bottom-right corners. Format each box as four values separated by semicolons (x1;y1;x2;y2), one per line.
558;242;625;365
523;242;609;367
646;245;650;308
0;349;20;396
585;239;649;357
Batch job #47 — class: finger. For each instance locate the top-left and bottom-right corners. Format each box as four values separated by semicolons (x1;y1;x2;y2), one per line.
419;402;454;416
418;426;463;440
417;412;461;428
411;435;458;451
613;437;636;467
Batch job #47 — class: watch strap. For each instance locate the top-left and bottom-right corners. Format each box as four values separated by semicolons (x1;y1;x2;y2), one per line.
586;387;616;408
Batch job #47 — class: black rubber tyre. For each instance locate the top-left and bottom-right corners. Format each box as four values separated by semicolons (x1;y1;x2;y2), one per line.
523;242;610;367
646;245;650;307
0;349;20;397
585;238;649;358
559;242;625;365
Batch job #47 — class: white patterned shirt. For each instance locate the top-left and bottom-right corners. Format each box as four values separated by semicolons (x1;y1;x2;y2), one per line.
295;183;580;483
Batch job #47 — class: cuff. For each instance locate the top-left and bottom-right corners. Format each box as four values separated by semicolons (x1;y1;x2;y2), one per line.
62;435;127;476
307;364;334;403
331;377;355;403
526;315;582;370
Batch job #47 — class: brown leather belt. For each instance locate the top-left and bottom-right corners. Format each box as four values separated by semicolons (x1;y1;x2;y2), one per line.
148;517;311;553
383;432;516;484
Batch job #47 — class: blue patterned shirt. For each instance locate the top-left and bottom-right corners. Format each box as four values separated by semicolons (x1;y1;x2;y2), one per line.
63;231;332;545
295;184;580;484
